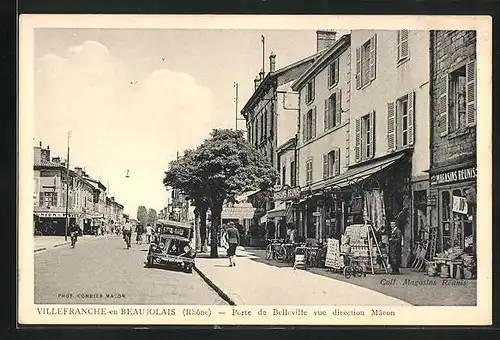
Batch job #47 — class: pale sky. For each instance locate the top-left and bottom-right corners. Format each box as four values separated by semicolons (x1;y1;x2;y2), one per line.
34;28;328;216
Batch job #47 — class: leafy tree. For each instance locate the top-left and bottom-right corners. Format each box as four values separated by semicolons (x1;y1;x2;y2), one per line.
136;206;148;226
164;129;277;258
147;208;157;226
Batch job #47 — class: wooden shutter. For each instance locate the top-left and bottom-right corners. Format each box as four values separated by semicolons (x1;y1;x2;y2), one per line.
369;34;377;81
400;30;409;60
345;129;350;167
355;47;361;89
334;148;340;176
336;89;342;126
355;118;361;162
466;59;477;127
324;98;329;131
387;101;396;152
335;59;339;85
312;106;317;138
323;154;329;179
305;85;309;104
407;91;415;146
327;63;332;87
369;111;375;158
311;78;315;101
302;114;306;142
439;74;449;136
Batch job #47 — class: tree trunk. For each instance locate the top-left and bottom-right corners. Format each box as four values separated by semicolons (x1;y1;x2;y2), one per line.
194;207;201;252
210;204;223;258
199;205;208;253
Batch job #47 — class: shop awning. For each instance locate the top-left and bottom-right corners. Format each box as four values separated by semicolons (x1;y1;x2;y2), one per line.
234;189;261;203
323;153;405;191
267;202;286;219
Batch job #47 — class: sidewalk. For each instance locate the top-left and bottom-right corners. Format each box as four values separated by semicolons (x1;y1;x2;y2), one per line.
34;235;106;252
195;247;410;306
233;248;477;306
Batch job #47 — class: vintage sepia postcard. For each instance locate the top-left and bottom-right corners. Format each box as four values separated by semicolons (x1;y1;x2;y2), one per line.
18;14;492;326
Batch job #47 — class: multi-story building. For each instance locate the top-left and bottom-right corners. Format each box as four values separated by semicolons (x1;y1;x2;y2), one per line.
291;33;351;243
241;30;337;229
428;30;477;257
33;142;124;235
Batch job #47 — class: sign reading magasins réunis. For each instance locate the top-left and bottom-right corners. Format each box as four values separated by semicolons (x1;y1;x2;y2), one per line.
430;166;477;185
273;185;301;202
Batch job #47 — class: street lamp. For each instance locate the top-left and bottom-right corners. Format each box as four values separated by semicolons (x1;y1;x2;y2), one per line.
64;131;72;241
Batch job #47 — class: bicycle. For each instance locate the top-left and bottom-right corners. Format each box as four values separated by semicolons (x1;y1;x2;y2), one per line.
342;253;366;279
265;239;282;260
276;242;296;263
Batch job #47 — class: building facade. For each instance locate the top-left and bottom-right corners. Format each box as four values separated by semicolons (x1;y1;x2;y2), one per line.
33;143;124;236
428;30;477;257
292;34;352;243
241;30;337;228
347;29;431;266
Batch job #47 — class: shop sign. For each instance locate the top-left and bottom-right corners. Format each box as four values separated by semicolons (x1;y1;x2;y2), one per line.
273;185;301;202
35;212;78;218
221;206;256;219
452;195;468;214
430;166;477;186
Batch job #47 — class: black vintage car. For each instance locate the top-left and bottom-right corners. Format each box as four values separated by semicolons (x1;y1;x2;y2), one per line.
144;219;196;273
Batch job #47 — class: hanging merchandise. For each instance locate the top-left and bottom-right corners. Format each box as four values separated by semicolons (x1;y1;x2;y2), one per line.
363;189;386;232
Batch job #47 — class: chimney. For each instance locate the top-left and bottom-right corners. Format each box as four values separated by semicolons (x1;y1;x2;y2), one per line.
316;30;337;52
39;141;42;147
259;69;265;81
52;157;60;164
254;76;260;90
269;52;276;73
74;166;83;176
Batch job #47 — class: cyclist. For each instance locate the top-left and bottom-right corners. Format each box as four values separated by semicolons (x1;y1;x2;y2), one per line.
122;219;133;249
69;221;81;248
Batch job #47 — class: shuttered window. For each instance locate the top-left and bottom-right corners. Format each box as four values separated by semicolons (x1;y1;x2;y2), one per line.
439;74;449;137
388;92;415;151
324;90;342;131
328;58;339;88
306;159;313;185
356;112;375;163
323;148;341;179
466;59;477;127
305;79;315;104
356;34;377;89
397;30;410;61
303;107;317;142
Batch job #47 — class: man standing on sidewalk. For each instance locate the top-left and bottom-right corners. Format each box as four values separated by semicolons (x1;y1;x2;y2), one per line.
225;222;240;267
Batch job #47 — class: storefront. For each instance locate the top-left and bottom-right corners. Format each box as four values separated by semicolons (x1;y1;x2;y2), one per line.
296;152;413;265
271;185;300;240
34;211;79;236
429;164;477;255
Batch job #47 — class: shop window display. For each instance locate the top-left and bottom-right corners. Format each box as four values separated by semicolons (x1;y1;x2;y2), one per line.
440;187;474;254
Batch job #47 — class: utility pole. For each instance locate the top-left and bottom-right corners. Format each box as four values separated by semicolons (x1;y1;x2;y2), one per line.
261;35;265;74
64;131;72;241
234;82;239;131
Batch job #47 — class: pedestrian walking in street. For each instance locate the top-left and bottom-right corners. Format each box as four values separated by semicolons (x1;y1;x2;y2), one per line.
225;222;240;267
136;223;144;244
146;224;153;244
123;220;133;249
221;224;229;256
388;221;402;274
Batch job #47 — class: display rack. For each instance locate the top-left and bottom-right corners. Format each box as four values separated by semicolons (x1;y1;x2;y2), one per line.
343;224;388;274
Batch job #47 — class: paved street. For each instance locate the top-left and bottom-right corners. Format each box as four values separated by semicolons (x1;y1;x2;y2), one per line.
34;235;228;305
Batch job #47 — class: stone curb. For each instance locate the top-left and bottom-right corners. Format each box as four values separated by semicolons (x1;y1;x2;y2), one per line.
194;265;237;306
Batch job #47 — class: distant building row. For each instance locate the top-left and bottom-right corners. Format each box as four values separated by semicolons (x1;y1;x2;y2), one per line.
241;30;477;266
33;142;125;235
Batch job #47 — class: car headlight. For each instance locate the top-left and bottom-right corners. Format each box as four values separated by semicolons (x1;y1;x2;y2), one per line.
159;243;165;249
184;245;191;253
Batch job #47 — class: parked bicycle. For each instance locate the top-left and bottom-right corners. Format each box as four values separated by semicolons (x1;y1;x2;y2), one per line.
265;239;284;260
276;242;296;263
342;253;366;278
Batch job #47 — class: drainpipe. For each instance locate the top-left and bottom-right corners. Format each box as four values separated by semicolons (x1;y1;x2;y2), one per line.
428;30;436;246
